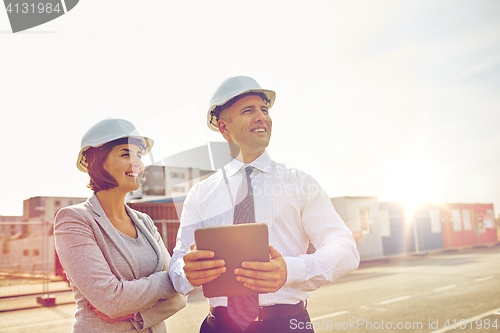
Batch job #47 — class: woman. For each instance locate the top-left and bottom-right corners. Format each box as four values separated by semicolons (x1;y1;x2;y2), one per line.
54;118;186;333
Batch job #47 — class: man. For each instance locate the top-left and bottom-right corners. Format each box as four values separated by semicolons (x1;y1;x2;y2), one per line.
170;76;360;332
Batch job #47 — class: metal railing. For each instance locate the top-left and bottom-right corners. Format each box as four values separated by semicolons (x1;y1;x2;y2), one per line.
0;219;180;306
0;221;70;305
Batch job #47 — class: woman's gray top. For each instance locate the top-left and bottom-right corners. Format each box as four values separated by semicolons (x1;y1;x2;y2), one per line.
118;227;157;277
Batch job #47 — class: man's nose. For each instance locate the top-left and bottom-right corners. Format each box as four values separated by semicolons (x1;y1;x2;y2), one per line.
254;109;267;122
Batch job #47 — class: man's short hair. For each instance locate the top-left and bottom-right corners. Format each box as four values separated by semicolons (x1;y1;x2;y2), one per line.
212;91;270;123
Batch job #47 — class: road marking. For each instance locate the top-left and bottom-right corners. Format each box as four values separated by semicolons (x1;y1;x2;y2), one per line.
2;317;73;332
360;305;387;312
474;276;493;282
433;284;457;292
311;310;349;321
393;267;421;273
379;296;410;305
428;307;500;333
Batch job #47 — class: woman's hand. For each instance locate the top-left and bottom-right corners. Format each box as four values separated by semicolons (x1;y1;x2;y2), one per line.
87;302;134;322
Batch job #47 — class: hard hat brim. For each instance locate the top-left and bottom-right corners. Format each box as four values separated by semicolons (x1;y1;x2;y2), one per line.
207;89;276;132
76;136;154;173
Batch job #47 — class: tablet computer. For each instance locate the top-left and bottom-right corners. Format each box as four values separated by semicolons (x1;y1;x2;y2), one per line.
194;223;269;298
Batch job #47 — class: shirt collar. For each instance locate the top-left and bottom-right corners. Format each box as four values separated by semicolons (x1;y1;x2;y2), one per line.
225;150;271;177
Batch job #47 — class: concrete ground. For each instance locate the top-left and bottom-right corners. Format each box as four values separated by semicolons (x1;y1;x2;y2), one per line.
2;244;499;333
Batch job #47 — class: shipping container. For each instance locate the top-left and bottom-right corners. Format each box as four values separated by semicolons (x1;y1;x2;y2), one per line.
372;202;445;256
331;197;383;259
441;203;497;248
472;203;497;244
413;204;444;252
379;202;409;256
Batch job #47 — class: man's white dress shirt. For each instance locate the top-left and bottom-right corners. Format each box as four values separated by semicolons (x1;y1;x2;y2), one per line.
170;150;360;307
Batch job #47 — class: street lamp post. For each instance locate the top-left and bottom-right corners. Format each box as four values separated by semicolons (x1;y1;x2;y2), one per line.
34;206;55;306
412;214;420;253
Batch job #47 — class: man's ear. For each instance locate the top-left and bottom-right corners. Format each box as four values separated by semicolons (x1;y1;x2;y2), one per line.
218;119;228;135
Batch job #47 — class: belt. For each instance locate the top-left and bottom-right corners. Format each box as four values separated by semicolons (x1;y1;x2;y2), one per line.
210;301;305;322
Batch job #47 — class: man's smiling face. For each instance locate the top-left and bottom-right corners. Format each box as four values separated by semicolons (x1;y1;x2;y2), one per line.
218;94;272;159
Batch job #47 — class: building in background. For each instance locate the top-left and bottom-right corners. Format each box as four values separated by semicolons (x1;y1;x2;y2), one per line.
440;203;496;248
21;196;87;237
331;197;497;260
0;215;22;239
411;203;445;252
331;196;383;259
128;198;182;255
0;196;87;275
378;202;409;257
128;165;214;201
1;191;497;275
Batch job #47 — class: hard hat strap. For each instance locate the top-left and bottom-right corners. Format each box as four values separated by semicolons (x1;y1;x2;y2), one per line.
211;91;270;125
99;137;146;152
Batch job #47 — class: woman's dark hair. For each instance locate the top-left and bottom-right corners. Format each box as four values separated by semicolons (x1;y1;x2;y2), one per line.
83;137;146;193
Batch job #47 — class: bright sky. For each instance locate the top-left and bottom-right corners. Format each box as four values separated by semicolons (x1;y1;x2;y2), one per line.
1;0;499;217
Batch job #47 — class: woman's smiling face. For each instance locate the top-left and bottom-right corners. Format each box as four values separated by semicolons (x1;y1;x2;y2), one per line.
102;144;144;193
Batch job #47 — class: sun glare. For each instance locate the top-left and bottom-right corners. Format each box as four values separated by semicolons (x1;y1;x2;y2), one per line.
382;156;439;223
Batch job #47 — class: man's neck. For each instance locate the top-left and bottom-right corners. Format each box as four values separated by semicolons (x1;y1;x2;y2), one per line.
236;149;265;164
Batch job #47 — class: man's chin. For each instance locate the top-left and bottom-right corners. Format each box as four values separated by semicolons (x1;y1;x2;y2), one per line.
253;143;270;153
255;137;270;148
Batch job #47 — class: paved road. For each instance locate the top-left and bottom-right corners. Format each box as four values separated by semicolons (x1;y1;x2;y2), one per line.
1;246;499;332
304;246;500;333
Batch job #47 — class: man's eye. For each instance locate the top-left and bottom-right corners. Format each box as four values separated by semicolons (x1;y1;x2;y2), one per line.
122;154;129;157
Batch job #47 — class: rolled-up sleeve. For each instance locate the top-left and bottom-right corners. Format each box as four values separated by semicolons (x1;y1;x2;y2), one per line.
284;174;360;291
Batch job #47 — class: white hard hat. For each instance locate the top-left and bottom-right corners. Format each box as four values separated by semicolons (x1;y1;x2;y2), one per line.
207;76;276;131
77;118;154;173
